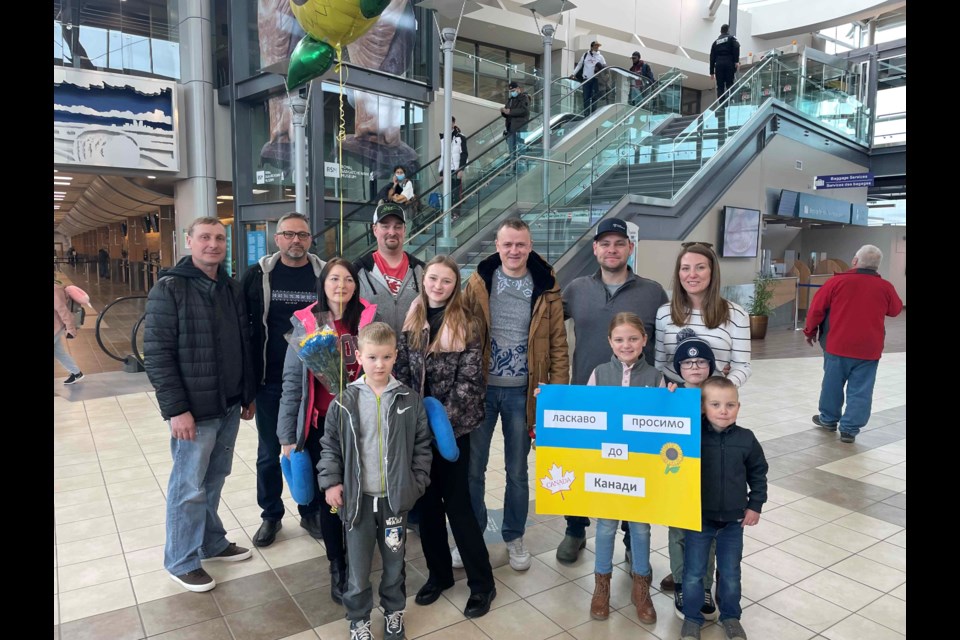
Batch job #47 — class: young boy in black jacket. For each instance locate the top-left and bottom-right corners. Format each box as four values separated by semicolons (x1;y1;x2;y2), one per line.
680;376;768;640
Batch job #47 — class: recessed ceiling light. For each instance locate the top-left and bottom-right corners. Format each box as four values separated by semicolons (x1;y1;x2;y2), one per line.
56;175;73;181
252;189;269;195
147;175;156;179
216;195;234;200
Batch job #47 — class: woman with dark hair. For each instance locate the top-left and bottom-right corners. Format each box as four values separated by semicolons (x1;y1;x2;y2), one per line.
653;242;751;616
394;255;496;618
655;242;751;387
388;164;415;205
278;257;379;605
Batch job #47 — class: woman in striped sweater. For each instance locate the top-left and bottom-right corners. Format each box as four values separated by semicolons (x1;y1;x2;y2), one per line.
654;242;752;612
655;242;752;388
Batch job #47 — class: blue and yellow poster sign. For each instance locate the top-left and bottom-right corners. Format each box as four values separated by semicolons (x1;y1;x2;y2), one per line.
535;385;702;530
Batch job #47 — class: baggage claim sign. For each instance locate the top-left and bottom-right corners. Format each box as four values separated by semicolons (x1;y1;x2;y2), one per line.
535;385;702;530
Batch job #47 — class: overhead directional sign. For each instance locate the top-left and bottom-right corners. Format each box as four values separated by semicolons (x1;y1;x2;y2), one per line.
814;173;874;189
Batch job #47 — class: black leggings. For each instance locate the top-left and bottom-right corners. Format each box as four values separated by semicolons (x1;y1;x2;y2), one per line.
304;422;346;564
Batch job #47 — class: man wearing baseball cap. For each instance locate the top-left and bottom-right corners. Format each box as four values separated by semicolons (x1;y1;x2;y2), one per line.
354;201;426;334
570;41;607;115
501;81;530;163
555;217;668;564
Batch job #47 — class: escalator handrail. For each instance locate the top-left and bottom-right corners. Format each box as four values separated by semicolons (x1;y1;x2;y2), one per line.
401;72;686;250
312;67;661;243
131;312;147;366
95;295;148;363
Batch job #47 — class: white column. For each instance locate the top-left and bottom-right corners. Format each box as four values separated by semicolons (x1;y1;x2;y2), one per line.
174;0;217;262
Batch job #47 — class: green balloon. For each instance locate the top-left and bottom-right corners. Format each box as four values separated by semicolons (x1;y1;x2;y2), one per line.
360;0;391;19
286;36;336;91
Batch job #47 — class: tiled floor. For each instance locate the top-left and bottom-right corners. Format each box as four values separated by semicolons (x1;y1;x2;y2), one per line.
54;274;906;639
53;355;906;639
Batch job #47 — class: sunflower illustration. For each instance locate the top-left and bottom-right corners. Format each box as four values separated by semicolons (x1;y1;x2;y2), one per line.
660;443;683;474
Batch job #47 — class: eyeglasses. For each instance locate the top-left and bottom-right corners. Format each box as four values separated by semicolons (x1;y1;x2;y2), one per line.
679;359;710;369
681;241;714;249
277;231;312;240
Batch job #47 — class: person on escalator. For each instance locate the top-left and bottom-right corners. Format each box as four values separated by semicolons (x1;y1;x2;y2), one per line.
438;117;468;220
501;82;530;169
571;41;607;115
629;51;656;105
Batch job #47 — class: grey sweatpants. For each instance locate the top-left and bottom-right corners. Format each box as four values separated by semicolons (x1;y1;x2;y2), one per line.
344;494;408;621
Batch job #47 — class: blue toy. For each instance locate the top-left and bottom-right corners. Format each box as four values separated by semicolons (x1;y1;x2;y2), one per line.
423;396;459;462
281;449;316;505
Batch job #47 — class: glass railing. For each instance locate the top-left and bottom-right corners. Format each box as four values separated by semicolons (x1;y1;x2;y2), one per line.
449;53;871;275
330;65;668;259
405;71;686;266
444;48;545;102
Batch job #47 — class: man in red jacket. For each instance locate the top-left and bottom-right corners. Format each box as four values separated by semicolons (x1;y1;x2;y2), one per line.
803;245;903;443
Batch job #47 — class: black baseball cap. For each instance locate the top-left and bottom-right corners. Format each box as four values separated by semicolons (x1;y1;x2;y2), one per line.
508;81;520;89
373;202;405;224
593;218;629;241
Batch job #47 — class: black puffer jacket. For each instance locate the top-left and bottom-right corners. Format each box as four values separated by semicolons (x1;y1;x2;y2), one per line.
144;257;256;421
700;419;768;522
394;298;486;438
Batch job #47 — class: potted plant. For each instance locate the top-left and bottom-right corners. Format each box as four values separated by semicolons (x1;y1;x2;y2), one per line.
747;272;775;339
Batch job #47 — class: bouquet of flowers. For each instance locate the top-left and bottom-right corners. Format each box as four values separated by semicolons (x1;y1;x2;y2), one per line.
286;322;347;394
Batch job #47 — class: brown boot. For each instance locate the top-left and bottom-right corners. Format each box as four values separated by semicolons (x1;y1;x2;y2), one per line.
631;572;657;624
590;572;612;620
660;572;675;591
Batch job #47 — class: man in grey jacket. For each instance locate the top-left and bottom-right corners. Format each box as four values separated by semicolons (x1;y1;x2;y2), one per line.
354;202;426;335
555;218;667;563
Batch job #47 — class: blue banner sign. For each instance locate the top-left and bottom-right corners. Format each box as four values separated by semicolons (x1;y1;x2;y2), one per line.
535;385;703;529
814;173;874;189
796;192;852;224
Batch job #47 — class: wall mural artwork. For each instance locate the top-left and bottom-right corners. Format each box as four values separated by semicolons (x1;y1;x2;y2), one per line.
257;0;419;178
53;68;178;172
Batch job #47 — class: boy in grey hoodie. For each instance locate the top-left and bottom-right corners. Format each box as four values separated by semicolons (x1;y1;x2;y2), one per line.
319;322;433;640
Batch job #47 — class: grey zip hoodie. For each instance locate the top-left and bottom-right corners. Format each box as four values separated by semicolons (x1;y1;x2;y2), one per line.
319;375;433;530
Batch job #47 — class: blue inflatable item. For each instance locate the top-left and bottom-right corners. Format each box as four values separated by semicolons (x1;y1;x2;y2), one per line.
423;396;459;462
280;449;316;505
428;192;442;209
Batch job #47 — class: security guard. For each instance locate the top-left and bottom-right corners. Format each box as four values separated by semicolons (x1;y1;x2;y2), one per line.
710;23;740;102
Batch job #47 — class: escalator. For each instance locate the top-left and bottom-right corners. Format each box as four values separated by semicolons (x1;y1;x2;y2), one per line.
443;52;872;284
317;66;671;261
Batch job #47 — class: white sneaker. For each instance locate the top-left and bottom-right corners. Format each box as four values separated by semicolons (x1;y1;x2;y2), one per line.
451;546;464;569
505;538;532;571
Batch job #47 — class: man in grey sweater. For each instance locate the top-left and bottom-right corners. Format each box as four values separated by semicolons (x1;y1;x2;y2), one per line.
354;202;426;335
556;218;668;563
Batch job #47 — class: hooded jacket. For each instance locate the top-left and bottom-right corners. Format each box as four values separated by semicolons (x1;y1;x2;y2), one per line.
700;420;768;522
144;257;256;421
438;127;469;174
354;251;426;335
318;376;433;530
463;251;569;428
277;299;378;450
242;251;326;386
394;297;486;438
54;283;77;337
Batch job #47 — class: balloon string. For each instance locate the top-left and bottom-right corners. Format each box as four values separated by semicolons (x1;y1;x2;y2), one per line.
337;44;346;258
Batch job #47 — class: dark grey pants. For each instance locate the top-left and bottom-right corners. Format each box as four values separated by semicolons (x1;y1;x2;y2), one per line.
343;494;408;621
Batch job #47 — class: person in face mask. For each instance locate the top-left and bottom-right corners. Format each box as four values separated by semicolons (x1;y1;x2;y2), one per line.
388;164;415;206
500;82;530;164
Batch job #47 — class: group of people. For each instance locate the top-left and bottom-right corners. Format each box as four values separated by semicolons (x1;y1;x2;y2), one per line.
139;200;900;640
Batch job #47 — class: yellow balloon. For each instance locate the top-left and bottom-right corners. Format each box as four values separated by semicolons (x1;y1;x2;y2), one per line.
290;0;380;49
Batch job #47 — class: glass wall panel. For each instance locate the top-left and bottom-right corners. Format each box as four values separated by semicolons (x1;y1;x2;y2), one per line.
53;1;180;80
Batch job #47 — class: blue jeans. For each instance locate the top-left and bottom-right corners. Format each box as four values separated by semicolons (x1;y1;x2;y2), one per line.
164;404;241;575
682;520;744;625
582;77;599;114
54;329;80;375
468;385;530;543
595;518;650;575
819;353;879;436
